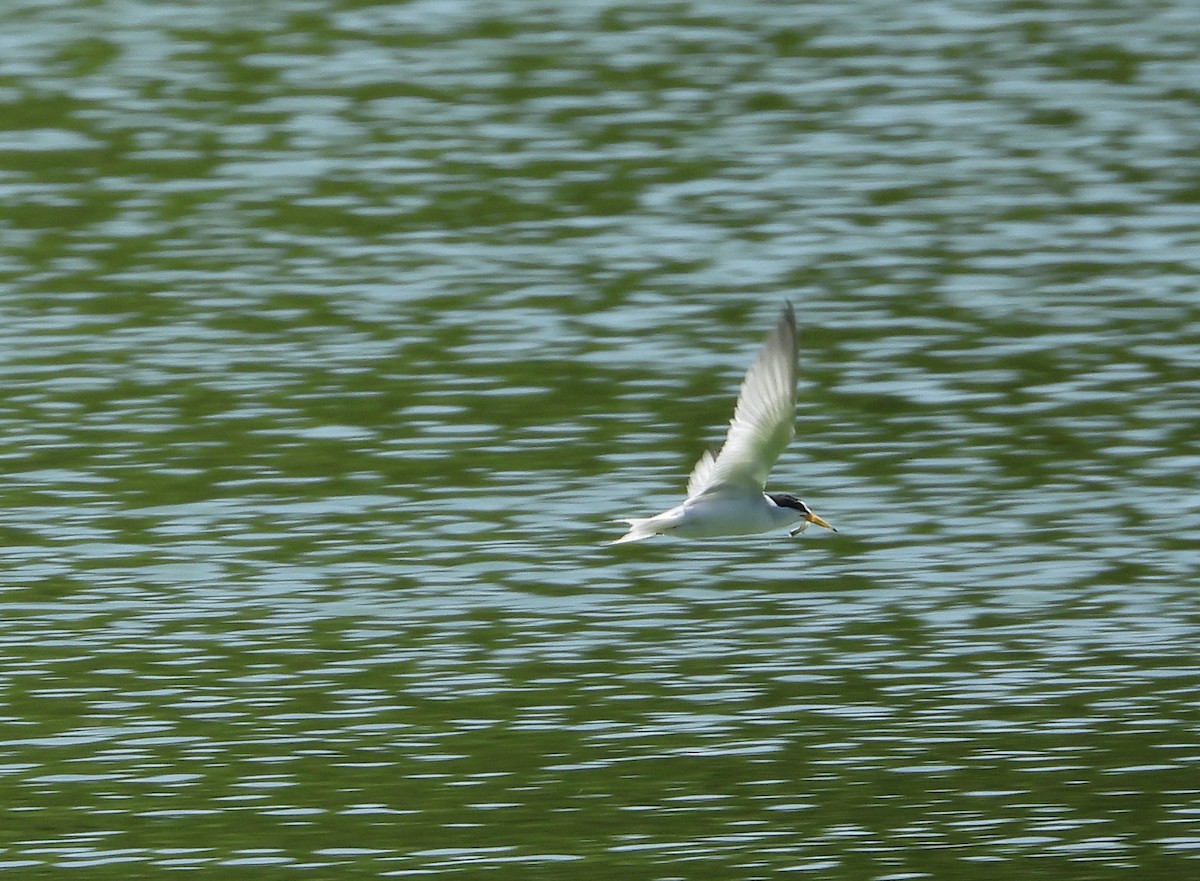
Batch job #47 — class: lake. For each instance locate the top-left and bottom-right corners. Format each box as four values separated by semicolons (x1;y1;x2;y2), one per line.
0;0;1197;877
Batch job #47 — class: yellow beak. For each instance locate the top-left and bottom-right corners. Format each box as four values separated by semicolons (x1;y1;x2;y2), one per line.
806;511;837;532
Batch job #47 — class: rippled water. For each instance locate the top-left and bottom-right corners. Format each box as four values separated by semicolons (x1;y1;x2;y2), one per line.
1;0;1198;877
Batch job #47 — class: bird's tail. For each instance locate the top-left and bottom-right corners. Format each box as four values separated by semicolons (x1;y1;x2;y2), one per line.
609;517;659;545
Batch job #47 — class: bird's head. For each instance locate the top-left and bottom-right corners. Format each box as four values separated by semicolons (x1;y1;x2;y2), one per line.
767;493;837;536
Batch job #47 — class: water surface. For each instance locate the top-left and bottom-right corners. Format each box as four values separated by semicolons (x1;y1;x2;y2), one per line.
0;0;1198;877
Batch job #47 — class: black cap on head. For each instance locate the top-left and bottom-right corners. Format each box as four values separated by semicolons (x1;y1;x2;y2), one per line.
767;492;809;513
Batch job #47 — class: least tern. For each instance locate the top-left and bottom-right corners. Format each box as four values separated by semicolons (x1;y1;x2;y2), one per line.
612;302;836;544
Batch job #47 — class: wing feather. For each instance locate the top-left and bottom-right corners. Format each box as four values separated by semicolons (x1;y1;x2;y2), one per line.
685;302;797;498
685;448;717;498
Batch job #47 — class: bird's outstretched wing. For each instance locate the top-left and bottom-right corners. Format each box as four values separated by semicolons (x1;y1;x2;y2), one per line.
685;302;797;498
685;448;718;499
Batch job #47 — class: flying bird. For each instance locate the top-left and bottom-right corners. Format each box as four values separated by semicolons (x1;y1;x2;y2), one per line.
612;302;836;544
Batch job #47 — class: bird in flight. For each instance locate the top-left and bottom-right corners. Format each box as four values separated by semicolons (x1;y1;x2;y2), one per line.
612;302;836;544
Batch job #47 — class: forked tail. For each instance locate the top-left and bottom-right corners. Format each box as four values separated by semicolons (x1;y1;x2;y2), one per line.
609;517;658;545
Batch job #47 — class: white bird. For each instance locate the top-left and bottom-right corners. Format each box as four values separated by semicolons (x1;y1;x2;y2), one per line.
612;302;836;544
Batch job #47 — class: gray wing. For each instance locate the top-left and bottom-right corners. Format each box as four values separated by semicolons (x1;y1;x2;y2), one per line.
685;302;797;498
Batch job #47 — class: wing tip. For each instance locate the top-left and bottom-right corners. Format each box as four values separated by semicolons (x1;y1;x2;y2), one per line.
779;299;796;342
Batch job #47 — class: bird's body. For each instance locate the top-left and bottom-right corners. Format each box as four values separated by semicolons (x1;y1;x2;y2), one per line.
612;302;835;544
612;493;801;542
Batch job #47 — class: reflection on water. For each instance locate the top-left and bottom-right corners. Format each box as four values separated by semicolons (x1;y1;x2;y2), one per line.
1;0;1198;876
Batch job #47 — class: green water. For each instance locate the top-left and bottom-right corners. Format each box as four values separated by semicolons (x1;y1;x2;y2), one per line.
0;0;1197;877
